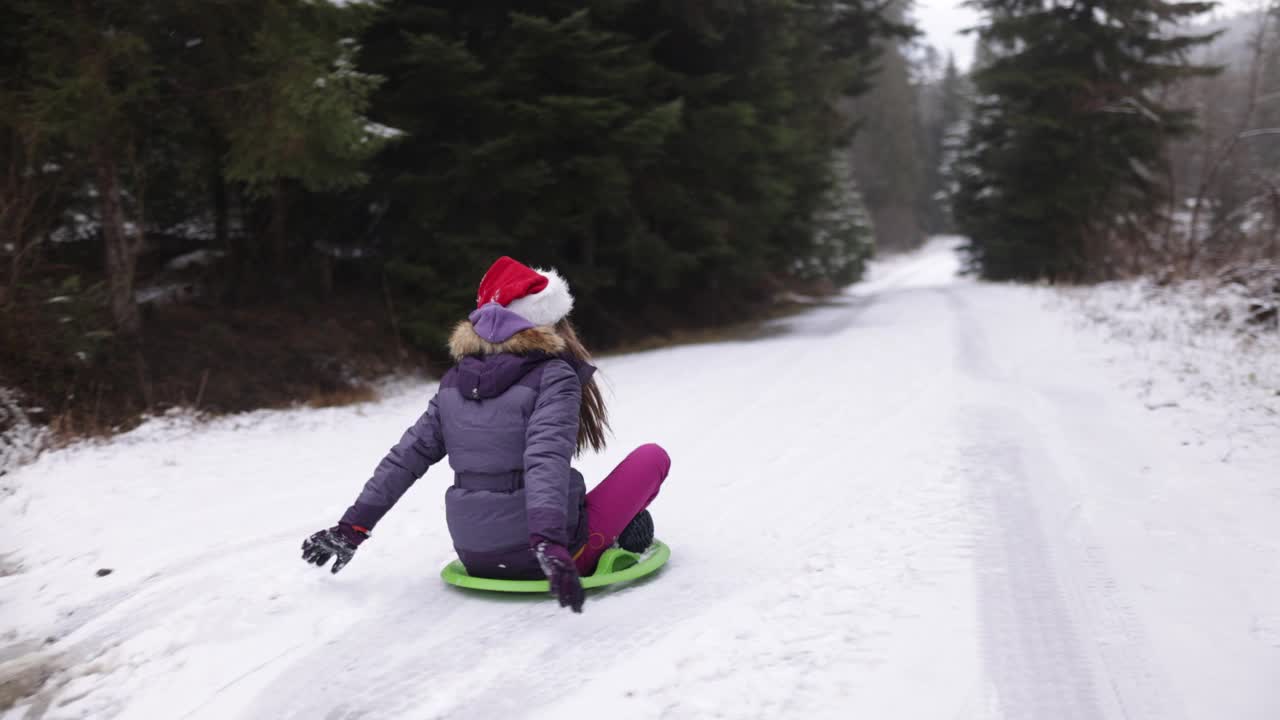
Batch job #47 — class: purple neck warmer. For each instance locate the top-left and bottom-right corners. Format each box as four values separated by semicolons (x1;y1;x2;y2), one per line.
466;302;597;385
469;302;536;343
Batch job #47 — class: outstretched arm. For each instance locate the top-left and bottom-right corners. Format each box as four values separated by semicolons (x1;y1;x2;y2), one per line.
303;393;446;574
340;392;447;531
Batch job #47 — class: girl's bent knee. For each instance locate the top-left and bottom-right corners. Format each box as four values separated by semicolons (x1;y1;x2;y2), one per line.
633;443;671;475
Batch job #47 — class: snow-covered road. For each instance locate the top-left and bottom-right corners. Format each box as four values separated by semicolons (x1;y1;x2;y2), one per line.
3;239;1278;719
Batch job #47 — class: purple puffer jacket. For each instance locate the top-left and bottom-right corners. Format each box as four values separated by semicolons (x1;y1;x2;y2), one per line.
340;304;592;579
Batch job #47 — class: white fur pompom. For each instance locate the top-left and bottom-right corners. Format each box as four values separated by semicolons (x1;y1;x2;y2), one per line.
506;267;574;327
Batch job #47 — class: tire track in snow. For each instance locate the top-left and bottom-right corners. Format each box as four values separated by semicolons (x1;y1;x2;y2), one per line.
959;406;1106;720
949;288;1180;720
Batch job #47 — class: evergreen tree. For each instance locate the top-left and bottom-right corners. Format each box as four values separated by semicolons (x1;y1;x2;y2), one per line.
851;1;926;252
3;0;909;359
0;2;67;306
359;2;685;345
361;1;907;345
8;0;383;330
954;0;1219;281
219;1;385;268
917;53;967;234
802;150;875;285
17;1;167;333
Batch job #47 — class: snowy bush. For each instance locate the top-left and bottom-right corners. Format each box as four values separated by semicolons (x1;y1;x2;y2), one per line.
1063;277;1280;451
0;388;48;476
794;152;875;286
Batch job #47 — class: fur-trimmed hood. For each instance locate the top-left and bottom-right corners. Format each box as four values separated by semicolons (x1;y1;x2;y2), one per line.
447;315;596;398
448;320;566;361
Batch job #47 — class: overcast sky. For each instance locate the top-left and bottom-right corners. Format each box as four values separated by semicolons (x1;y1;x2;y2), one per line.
913;0;1266;70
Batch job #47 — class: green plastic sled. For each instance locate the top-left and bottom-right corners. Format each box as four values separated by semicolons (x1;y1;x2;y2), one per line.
440;540;670;593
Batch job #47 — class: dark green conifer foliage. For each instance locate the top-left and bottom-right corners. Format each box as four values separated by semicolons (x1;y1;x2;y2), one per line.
359;2;682;345
851;1;925;252
3;0;906;354
18;0;165;333
220;2;384;268
919;54;967;234
362;1;905;344
954;0;1220;281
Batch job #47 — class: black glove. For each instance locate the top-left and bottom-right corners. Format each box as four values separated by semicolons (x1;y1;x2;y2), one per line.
301;524;368;574
534;538;585;613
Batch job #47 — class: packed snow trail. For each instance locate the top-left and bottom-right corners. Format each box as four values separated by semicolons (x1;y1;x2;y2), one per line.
3;239;1278;719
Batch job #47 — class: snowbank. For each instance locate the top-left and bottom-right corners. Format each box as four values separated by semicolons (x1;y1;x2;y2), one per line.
1057;278;1280;461
0;389;47;477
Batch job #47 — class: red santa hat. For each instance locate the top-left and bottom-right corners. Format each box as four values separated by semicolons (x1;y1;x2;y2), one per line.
475;256;574;327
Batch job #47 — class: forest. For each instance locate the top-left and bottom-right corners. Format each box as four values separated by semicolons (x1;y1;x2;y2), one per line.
1;0;1277;441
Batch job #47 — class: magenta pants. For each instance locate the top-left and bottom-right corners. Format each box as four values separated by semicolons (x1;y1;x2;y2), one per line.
574;443;671;574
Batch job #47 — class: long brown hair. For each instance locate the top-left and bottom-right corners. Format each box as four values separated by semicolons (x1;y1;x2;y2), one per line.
556;319;610;455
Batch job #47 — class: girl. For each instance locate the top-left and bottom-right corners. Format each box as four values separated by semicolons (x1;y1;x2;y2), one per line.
301;257;671;613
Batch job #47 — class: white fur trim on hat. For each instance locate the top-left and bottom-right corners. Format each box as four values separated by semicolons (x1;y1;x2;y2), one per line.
506;267;574;327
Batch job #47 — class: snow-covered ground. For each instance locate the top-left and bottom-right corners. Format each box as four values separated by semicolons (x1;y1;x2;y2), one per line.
1060;277;1279;464
2;238;1278;719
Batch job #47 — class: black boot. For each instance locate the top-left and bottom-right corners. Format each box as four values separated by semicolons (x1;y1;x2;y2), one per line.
617;509;654;553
